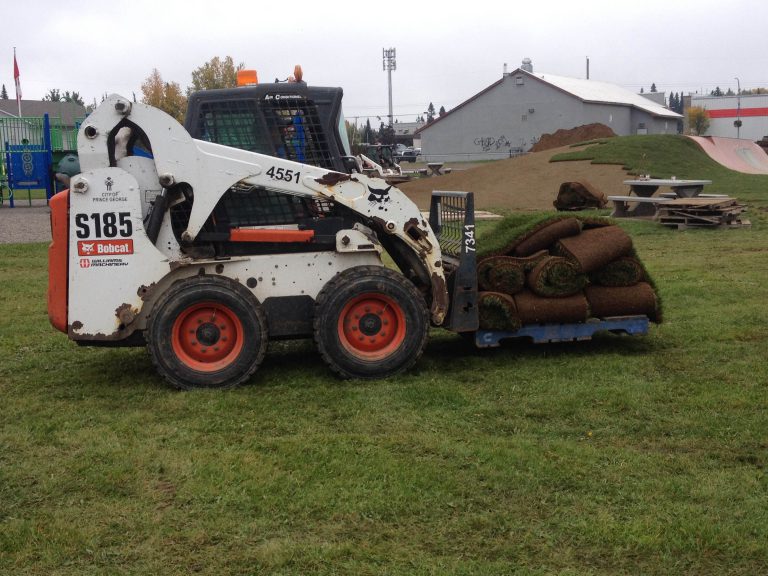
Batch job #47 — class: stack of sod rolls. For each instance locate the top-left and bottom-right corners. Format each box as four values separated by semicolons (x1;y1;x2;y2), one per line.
475;214;661;331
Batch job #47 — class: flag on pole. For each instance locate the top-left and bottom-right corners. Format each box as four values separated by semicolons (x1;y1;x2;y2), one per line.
14;48;22;116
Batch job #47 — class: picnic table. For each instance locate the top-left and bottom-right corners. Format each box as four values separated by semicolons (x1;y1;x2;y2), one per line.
609;178;713;218
623;178;712;199
427;162;445;176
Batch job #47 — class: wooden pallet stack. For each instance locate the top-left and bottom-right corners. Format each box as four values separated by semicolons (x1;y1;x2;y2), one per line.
655;197;749;229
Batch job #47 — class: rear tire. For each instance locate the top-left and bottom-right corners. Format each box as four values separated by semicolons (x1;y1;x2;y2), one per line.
314;266;429;379
147;276;268;390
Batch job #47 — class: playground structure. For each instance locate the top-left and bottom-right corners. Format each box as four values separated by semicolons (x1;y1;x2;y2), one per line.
0;113;82;207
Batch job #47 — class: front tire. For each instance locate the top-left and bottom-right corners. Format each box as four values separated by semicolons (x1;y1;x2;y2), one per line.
146;276;268;390
314;266;429;379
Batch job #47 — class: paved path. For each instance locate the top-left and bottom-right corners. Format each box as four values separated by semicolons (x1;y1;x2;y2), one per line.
0;200;52;244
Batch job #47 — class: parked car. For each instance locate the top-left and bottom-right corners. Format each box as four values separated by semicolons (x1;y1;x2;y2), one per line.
397;147;420;163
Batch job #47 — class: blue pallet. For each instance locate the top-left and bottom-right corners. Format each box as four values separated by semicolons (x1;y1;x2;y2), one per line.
474;316;650;348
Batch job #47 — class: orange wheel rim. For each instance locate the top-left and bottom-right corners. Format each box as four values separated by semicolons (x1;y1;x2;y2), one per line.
337;293;406;360
171;302;244;372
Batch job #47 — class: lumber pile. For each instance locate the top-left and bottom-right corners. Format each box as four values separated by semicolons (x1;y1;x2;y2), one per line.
476;216;662;331
655;197;749;229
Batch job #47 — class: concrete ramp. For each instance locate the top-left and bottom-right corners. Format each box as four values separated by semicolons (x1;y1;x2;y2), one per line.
688;136;768;175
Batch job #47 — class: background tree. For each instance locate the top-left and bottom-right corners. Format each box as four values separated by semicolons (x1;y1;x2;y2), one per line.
378;122;396;145
363;119;374;144
141;68;187;123
0;84;7;99
43;88;62;102
426;102;436;123
710;86;723;97
687;106;710;136
43;89;85;106
345;120;363;153
63;91;85;106
439;105;446;117
188;56;244;95
650;83;658;93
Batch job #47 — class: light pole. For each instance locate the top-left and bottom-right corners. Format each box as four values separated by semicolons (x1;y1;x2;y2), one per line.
382;48;396;127
734;77;742;139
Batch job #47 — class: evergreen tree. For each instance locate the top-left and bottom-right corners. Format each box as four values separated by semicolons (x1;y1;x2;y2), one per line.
0;84;8;99
364;119;373;144
439;105;446;117
378;122;396;145
650;83;658;93
426;102;436;123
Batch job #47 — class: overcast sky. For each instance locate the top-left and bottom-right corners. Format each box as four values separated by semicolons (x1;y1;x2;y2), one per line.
2;0;766;123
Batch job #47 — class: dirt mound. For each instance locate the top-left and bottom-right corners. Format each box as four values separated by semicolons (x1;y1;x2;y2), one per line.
399;146;629;211
531;124;616;153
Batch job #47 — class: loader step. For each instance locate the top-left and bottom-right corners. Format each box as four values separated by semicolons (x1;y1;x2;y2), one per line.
472;316;650;348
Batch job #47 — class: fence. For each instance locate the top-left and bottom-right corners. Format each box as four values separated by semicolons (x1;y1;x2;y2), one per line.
0;114;81;206
0;115;82;153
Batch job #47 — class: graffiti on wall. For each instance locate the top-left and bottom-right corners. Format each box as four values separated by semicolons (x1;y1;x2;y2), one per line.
473;135;511;152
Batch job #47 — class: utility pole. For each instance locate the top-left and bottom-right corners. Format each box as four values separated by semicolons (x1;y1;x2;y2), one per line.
382;47;396;126
734;77;742;139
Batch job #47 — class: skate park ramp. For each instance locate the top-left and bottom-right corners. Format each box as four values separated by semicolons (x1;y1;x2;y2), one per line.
688;136;768;174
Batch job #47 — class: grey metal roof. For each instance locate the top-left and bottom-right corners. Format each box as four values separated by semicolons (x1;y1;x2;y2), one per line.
0;99;86;125
524;70;681;119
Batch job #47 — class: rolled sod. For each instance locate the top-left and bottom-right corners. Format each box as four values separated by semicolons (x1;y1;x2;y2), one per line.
478;251;551;294
513;290;590;325
590;256;646;287
555;225;633;273
478;292;522;331
476;213;613;259
513;217;583;256
585;283;661;323
477;257;525;294
526;256;588;298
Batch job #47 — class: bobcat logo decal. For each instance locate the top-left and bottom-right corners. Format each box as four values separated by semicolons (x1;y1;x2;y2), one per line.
367;185;392;211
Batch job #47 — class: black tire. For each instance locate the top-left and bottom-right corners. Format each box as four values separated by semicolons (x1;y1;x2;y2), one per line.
146;276;268;390
313;266;429;379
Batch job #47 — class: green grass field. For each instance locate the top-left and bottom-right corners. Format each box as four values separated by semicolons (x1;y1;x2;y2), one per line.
2;136;768;575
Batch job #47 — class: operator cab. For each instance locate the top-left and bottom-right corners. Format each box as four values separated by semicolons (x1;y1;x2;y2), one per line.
184;72;357;174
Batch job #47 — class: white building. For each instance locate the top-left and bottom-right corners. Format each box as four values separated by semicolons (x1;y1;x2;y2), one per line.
416;60;682;162
690;94;768;141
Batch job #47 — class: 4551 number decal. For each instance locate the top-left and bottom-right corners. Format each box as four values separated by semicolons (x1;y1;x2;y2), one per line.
266;166;301;183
